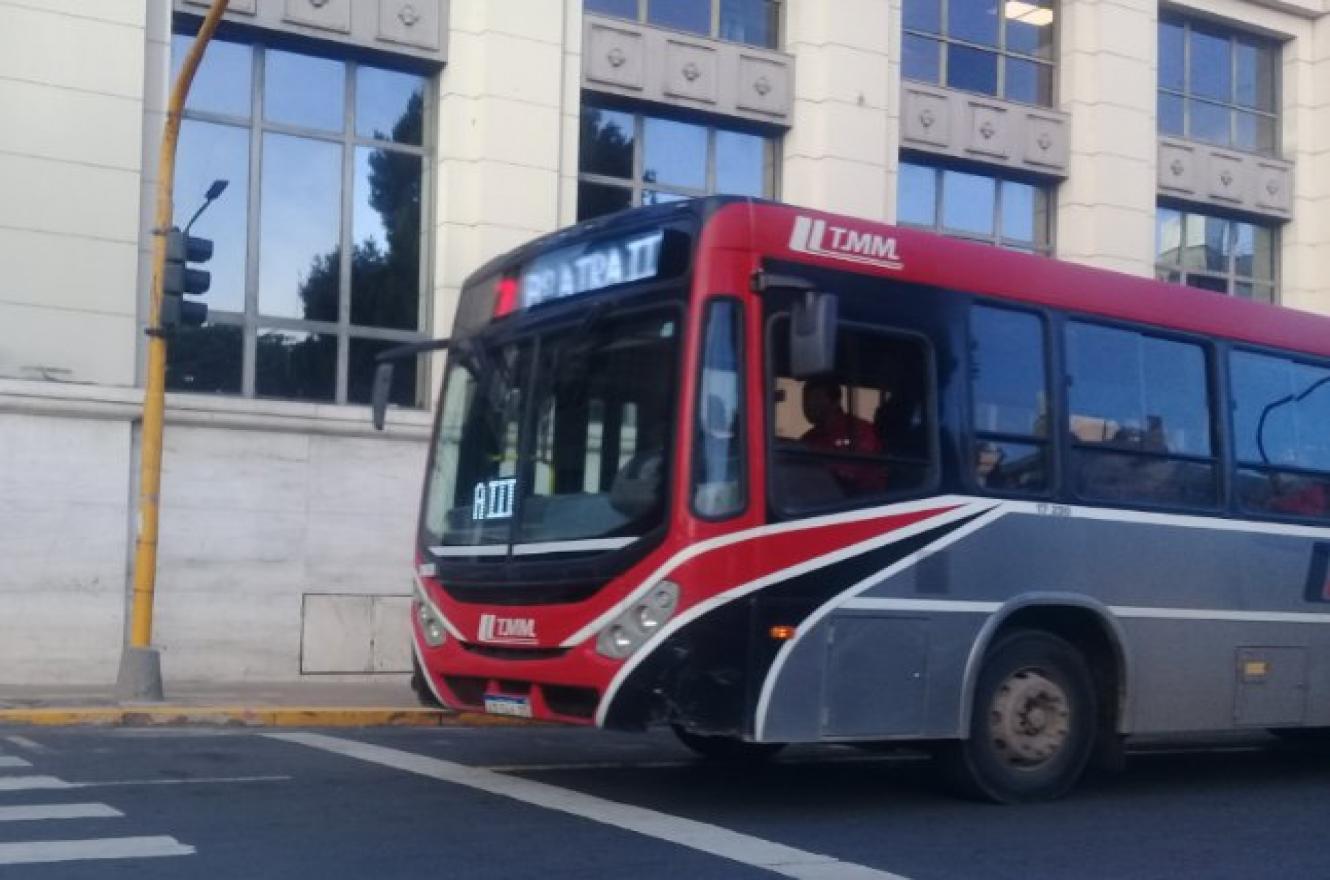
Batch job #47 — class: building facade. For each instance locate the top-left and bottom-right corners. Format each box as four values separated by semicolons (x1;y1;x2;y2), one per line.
1;0;1327;686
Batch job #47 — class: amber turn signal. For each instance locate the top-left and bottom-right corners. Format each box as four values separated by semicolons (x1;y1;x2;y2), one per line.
768;625;797;641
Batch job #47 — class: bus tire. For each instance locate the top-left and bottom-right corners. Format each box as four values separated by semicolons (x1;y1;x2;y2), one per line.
942;629;1097;804
671;725;786;763
410;656;442;708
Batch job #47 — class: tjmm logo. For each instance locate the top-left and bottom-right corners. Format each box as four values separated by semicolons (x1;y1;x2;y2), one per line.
478;614;538;644
788;216;904;271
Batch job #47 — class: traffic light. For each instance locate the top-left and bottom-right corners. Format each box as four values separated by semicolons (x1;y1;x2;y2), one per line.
161;226;212;329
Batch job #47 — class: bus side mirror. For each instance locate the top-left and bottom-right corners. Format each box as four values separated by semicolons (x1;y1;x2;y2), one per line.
371;362;394;431
368;337;452;431
790;291;838;379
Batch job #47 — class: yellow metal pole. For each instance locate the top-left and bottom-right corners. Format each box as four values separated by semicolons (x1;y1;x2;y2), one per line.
128;0;231;650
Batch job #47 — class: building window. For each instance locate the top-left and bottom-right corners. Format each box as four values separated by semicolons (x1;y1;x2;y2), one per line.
902;0;1055;107
585;0;780;49
577;100;776;221
167;34;432;405
1158;15;1278;155
1155;207;1276;302
897;160;1053;253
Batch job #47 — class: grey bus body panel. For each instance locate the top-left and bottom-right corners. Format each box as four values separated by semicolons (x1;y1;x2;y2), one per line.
756;505;1330;743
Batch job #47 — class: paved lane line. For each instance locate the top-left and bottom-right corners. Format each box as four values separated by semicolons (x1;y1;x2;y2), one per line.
0;836;193;865
271;732;911;880
0;804;123;822
479;754;931;773
0;756;32;768
3;736;49;754
0;776;73;792
69;775;291;789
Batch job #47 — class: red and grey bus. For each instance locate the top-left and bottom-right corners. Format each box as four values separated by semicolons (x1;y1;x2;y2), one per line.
373;197;1330;802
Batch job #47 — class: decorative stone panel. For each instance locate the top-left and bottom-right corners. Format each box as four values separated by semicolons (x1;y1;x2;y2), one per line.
901;84;1069;178
663;40;718;104
283;0;350;33
587;23;646;91
967;102;1009;161
583;14;793;127
736;55;788;117
176;0;448;65
378;1;440;50
1156;136;1292;220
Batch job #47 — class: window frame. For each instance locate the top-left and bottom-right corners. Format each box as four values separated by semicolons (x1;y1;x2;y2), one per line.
691;296;750;522
762;312;941;521
585;0;782;49
897;158;1055;255
1154;203;1279;302
578;101;779;218
1157;14;1281;156
1060;314;1223;514
901;0;1059;108
964;300;1058;499
171;31;435;406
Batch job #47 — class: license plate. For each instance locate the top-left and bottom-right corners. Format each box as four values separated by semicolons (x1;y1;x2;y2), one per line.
483;694;533;718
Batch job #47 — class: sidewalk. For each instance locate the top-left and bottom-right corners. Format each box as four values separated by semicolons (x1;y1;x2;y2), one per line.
0;678;531;728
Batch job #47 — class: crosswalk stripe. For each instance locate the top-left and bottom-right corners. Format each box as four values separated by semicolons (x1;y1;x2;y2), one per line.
0;804;124;822
0;756;33;768
0;776;73;792
0;836;194;865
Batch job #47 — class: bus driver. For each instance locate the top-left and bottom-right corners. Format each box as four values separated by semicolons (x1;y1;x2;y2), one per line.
801;377;888;495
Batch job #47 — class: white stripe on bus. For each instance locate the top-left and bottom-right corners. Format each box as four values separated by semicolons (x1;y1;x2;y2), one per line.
564;494;984;648
840;598;1330;624
754;505;1009;741
428;545;508;557
512;538;637;556
594;501;995;727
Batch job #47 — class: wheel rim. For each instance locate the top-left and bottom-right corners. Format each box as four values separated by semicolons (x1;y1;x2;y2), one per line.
987;667;1071;769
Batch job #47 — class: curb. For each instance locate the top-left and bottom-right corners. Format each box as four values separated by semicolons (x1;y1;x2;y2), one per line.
0;706;537;729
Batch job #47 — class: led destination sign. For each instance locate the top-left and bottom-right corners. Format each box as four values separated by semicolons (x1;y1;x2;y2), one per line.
520;229;664;309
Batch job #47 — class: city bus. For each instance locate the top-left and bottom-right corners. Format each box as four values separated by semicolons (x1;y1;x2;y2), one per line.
373;197;1330;802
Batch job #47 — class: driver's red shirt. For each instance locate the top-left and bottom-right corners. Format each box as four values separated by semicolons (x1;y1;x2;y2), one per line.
802;411;887;493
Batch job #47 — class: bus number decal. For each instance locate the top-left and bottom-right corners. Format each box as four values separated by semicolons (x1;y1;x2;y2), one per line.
474;478;517;520
1035;502;1072;518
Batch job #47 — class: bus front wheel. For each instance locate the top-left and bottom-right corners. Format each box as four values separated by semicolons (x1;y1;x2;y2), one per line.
671;725;786;763
942;629;1097;803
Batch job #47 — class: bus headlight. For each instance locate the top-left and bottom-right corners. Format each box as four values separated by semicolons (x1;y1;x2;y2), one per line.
414;581;448;648
596;581;680;659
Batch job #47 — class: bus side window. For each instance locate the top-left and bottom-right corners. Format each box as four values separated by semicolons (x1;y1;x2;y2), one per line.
770;320;934;515
1231;350;1330;520
1065;322;1216;508
969;305;1050;493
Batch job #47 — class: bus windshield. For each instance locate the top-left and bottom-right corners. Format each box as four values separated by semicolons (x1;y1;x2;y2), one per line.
423;307;681;556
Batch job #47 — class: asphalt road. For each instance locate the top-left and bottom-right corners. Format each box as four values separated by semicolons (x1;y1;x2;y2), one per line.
0;724;1327;879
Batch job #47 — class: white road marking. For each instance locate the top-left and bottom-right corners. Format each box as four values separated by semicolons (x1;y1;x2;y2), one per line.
0;804;124;822
0;776;73;792
0;756;33;768
479;753;931;773
0;836;193;865
271;732;912;880
3;735;50;753
69;774;291;788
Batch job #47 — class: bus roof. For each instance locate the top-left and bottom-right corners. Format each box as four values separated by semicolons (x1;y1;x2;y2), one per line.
463;196;1330;361
708;198;1330;361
